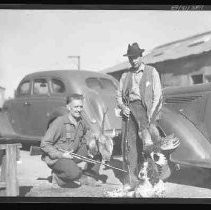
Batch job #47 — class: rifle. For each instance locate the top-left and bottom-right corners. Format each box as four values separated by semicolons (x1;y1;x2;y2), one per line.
122;88;132;184
59;148;127;173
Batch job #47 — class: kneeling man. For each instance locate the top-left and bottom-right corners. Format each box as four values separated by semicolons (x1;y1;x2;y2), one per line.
41;93;104;187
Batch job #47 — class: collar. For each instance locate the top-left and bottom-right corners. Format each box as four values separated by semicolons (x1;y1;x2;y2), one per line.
136;63;145;73
64;114;82;126
130;63;145;74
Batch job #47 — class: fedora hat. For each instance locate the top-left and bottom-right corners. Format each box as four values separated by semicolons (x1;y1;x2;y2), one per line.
123;42;145;57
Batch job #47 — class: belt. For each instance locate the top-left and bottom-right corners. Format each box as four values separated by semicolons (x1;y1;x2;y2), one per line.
129;99;146;110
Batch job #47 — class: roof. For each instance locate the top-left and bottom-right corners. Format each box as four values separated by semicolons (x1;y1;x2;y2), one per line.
101;62;130;74
22;69;112;81
102;31;211;74
144;30;211;63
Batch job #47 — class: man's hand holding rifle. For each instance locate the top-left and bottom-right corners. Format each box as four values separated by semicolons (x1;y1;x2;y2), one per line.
61;150;74;159
59;148;127;173
122;106;130;119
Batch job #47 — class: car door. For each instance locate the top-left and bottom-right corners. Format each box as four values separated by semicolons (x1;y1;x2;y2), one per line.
26;77;66;137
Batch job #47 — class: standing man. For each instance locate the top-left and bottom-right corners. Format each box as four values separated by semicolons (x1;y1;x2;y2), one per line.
116;43;162;191
41;93;105;187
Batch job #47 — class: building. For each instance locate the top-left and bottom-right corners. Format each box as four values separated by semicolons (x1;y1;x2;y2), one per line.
102;31;211;87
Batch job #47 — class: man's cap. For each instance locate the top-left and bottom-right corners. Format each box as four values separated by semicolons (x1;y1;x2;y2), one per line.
123;42;145;57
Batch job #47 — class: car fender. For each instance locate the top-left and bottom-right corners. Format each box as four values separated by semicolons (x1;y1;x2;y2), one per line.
158;107;211;168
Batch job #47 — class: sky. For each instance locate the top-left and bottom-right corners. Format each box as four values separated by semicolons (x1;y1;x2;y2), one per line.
1;9;211;98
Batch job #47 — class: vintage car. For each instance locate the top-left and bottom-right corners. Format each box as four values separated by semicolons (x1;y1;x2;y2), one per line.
1;70;211;171
0;70;121;147
160;83;211;169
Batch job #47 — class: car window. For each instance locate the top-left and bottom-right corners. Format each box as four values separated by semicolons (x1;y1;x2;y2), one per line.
99;78;117;90
86;77;117;91
33;79;49;95
86;78;102;90
51;79;65;94
19;81;31;96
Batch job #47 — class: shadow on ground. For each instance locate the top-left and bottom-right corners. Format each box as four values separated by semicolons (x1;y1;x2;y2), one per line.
37;176;81;189
167;165;211;189
19;186;33;196
37;176;52;183
104;157;211;191
0;186;33;197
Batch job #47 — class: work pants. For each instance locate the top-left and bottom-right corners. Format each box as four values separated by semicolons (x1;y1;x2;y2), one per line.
121;100;160;186
50;144;101;184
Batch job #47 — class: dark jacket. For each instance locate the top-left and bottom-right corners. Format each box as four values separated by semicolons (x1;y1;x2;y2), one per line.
40;114;92;166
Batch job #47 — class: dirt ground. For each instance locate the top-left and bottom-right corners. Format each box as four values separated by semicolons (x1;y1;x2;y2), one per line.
17;150;123;197
1;149;211;200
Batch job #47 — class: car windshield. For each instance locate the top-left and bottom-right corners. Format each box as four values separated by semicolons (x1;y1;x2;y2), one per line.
86;77;117;91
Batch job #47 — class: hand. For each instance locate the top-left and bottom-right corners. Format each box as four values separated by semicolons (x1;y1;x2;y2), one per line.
62;151;73;159
122;106;130;118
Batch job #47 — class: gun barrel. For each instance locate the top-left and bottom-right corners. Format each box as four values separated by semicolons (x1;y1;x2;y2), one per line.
59;148;127;173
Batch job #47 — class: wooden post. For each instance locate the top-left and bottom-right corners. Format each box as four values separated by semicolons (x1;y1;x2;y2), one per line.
0;151;6;195
5;144;19;196
0;143;21;196
0;150;5;182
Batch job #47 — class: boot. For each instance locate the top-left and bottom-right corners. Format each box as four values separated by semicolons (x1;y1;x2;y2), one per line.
52;172;81;188
79;174;103;186
123;173;139;192
51;172;66;187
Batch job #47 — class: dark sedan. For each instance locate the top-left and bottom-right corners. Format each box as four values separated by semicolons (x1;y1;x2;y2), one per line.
0;70;121;145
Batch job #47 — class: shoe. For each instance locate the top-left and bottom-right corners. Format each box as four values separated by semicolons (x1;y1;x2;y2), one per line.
123;175;140;192
52;173;81;188
79;175;102;186
52;173;66;187
123;183;133;192
123;181;138;192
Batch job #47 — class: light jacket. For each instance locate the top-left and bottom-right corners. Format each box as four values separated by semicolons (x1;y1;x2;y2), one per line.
116;64;162;120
